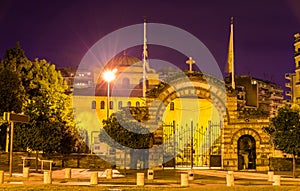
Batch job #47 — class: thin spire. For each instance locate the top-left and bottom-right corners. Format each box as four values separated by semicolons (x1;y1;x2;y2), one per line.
227;16;235;89
142;17;148;98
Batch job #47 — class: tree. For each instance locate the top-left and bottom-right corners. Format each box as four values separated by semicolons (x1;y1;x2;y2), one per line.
0;43;28;150
264;105;300;178
99;108;153;169
14;58;76;153
0;43;85;157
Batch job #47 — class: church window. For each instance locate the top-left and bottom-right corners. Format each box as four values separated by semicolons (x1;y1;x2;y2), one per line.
109;101;113;109
100;101;105;109
118;101;122;109
170;102;174;111
92;101;96;109
136;101;140;107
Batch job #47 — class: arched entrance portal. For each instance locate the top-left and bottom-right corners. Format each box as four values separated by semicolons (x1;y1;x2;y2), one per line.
238;135;256;170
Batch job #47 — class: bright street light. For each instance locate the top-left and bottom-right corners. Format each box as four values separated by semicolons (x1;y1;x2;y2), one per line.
103;68;117;83
103;69;117;120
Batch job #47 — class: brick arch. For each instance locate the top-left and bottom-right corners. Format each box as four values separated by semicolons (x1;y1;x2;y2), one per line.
147;72;228;124
231;128;262;145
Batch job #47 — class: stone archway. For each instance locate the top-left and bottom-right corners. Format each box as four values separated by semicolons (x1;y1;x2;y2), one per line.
223;126;269;171
145;72;228;168
237;135;256;170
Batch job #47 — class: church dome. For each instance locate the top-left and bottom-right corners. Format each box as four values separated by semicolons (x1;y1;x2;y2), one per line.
105;54;142;68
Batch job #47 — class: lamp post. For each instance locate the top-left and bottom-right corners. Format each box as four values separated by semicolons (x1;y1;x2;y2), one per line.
103;69;117;120
190;119;194;169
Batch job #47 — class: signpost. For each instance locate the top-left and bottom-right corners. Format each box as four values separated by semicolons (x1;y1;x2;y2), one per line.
3;112;29;177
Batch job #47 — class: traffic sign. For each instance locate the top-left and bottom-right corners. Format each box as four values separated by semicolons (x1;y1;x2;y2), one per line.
3;112;29;123
2;112;30;177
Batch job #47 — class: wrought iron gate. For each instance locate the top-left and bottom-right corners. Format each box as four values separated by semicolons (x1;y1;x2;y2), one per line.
162;120;221;168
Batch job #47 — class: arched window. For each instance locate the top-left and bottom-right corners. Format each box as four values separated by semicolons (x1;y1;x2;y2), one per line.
109;101;113;109
122;78;130;88
170;102;174;111
118;101;122;109
127;101;131;107
100;101;105;109
136;101;140;107
91;101;96;109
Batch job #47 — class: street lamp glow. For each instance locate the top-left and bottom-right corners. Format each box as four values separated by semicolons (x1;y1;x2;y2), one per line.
103;69;117;82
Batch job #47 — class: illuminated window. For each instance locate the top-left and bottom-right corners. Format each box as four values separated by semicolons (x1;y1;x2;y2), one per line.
127;101;131;107
92;101;96;109
100;101;105;109
118;101;122;109
136;101;140;107
170;102;174;111
110;101;113;109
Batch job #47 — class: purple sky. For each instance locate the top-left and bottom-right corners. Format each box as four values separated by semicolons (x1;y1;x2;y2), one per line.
0;0;300;89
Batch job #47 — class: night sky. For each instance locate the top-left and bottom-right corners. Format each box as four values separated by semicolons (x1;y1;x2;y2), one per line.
0;0;300;89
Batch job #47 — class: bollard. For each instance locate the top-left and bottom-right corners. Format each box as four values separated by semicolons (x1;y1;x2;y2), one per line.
0;170;4;184
268;171;274;181
23;167;30;178
90;172;98;185
106;169;112;179
273;175;281;186
65;168;71;179
188;170;194;180
44;171;52;184
181;173;189;187
226;171;234;186
136;173;144;186
147;169;154;180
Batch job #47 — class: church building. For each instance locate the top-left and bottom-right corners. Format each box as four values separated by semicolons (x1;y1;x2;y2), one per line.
71;19;284;171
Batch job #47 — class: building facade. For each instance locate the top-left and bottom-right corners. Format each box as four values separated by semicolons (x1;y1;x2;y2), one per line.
233;75;284;118
285;33;300;103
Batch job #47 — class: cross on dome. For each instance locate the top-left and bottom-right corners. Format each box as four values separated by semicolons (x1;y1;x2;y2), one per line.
186;57;195;72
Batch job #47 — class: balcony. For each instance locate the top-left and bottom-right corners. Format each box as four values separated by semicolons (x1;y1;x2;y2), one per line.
285;82;291;88
286;91;291;97
285;73;294;80
270;94;284;99
295;51;300;57
295;33;300;43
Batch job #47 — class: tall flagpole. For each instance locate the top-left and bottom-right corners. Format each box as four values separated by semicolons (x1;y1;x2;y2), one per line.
143;18;147;98
227;17;235;89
